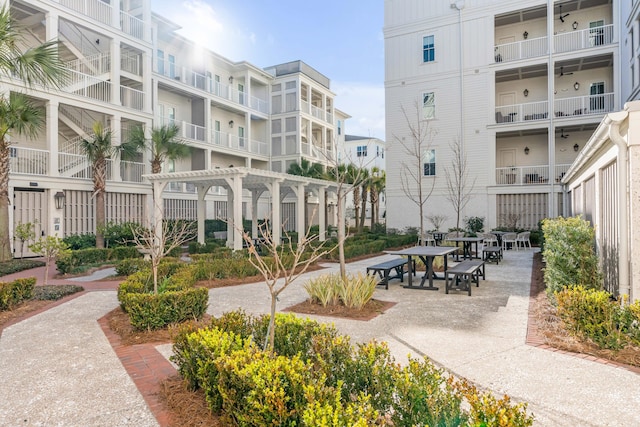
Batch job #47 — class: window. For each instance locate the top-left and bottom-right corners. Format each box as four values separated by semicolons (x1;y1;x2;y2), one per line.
238;126;245;148
423;35;435;62
357;145;368;157
423;149;436;176
589;20;605;46
589;82;605;111
423;92;435;119
337;120;342;135
168;54;175;78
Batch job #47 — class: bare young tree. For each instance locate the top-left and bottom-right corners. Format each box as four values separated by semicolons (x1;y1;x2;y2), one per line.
396;101;438;240
426;214;447;231
240;216;333;351
130;217;195;294
444;137;476;231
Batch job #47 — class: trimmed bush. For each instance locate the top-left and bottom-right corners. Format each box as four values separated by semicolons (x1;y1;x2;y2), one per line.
0;277;36;310
0;259;45;277
304;273;377;309
119;287;208;330
56;246;144;274
115;258;150;276
542;216;601;295
33;284;84;301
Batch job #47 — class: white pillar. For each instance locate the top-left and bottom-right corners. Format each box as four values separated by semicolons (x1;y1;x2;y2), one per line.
226;184;234;248
318;187;326;241
293;183;306;244
111;114;122;181
233;177;243;250
251;189;264;238
266;180;282;245
197;185;209;244
46;100;59;176
111;38;121;106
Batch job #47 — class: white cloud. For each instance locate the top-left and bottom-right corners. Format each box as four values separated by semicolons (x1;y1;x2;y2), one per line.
333;82;386;140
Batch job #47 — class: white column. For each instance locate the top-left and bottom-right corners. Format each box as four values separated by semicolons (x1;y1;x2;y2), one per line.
145;52;155;115
293;183;306;244
111;114;122;181
226;184;234;248
111;38;121;106
112;0;119;29
204;101;211;144
232;177;243;250
46;101;59;177
142;0;152;43
251;189;264;238
266;180;282;245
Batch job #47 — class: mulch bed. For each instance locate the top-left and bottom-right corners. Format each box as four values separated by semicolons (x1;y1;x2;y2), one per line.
284;298;396;321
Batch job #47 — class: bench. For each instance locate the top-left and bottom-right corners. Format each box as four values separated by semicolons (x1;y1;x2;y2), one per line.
482;246;502;264
366;258;415;290
445;260;486;296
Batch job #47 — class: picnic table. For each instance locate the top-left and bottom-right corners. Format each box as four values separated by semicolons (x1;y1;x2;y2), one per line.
386;246;459;290
445;236;484;260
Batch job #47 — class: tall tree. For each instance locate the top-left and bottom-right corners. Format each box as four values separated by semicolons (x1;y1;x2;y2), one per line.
444;137;476;231
124;123;190;174
396;101;437;240
347;164;361;228
80;122;119;249
358;167;370;232
0;5;65;261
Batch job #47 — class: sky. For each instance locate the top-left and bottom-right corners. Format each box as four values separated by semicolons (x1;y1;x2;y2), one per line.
152;0;386;139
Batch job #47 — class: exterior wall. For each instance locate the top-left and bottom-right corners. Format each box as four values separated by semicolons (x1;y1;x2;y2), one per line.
384;0;619;232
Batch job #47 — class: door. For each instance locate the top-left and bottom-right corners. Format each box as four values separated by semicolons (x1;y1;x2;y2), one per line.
498;92;517;121
498;149;517;184
238;126;246;148
589;20;605;46
168;54;176;78
13;189;47;258
214;120;221;145
157;49;164;75
238;83;245;105
590;82;605;111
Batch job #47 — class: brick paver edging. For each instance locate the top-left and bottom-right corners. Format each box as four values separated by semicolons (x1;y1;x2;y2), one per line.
98;315;176;427
525;257;640;375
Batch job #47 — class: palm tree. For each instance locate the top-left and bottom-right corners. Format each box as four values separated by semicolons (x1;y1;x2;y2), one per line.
0;5;65;261
358;168;370;232
369;168;385;228
80;122;119;249
0;95;43;260
347;164;360;228
287;158;324;228
124;124;190;174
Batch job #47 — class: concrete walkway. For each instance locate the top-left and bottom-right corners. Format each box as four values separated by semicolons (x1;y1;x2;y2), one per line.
0;250;639;426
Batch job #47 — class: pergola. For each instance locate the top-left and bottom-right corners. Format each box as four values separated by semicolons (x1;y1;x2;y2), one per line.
143;167;343;250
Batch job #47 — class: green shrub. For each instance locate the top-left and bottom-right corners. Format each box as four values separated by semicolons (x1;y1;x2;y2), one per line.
0;259;45;277
33;284;84;301
62;233;96;250
110;246;143;260
459;380;534;427
542;216;601;295
119;287;208;330
115;258;149;276
556;286;627;349
302;385;382;426
465;216;485;234
0;277;36;310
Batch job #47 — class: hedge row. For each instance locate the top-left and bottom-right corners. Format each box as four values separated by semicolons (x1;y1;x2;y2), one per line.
172;311;534;426
0;277;36;311
118;262;208;330
323;233;416;261
56;247;143;274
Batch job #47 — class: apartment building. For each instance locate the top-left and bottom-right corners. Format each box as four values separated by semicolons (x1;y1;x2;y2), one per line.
7;0;342;256
384;0;619;231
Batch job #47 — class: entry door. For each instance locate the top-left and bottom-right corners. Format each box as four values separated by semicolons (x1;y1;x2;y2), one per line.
499;149;516;167
499;92;516;107
13;189;47;258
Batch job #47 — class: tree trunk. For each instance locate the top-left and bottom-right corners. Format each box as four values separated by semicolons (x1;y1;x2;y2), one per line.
370;190;378;229
359;186;368;231
0;143;12;261
94;157;107;248
267;291;278;351
352;187;360;231
337;191;347;280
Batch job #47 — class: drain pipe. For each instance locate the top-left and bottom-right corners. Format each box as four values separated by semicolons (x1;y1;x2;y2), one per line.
607;111;630;299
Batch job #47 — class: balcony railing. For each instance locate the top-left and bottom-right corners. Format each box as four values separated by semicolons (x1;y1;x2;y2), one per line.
120;161;145;182
212;130;269;157
554;93;614;118
494;36;548;63
62;69;111;103
56;0;145;40
120;11;144;39
555;24;614;53
9;147;49;175
120;86;144;110
64;52;110;76
166;181;197;193
121;51;142;75
496;164;572;185
156;60;269;114
495;93;614;124
58;152;144;182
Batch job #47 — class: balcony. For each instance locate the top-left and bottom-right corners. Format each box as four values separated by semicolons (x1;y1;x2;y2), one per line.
495;93;614;124
555;25;614;53
494;36;548;63
9;147;49;175
496;164;572;185
212;131;269;157
56;0;145;40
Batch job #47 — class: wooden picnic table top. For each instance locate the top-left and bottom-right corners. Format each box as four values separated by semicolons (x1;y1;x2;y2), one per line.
386;246;459;257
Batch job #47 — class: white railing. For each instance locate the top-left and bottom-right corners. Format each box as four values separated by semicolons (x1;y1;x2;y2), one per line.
250;95;269;114
555;24;614;53
229;88;247;106
120;11;144;40
301;142;311;155
554;93;614;117
250;139;269;156
59;0;112;25
166;181;196;193
494;36;548;63
183;122;206;142
326;111;334;124
496;165;550;185
301;100;310;114
555;164;572;183
59;135;86;155
121;51;142;75
64;52;110;76
120;86;144;110
495;100;548;123
58;153;91;178
9;147;49;175
311;105;325;121
59;105;98;134
63;69;111;102
120;161;145;182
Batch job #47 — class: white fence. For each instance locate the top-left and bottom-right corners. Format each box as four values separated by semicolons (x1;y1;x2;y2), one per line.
9;147;49;175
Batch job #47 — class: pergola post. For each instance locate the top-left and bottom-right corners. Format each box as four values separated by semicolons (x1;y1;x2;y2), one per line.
251;189;264;238
226;186;234;248
232;177;243;251
294;183;306;244
152;180;167;254
196;184;210;244
318;186;326;241
266;180;282;245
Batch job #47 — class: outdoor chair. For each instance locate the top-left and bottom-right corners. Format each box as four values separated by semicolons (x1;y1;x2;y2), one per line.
501;232;518;251
418;232;436;246
515;231;532;249
480;233;498;249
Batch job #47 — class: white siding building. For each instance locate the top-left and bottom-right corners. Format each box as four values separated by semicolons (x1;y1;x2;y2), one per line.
384;0;619;232
6;0;346;255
